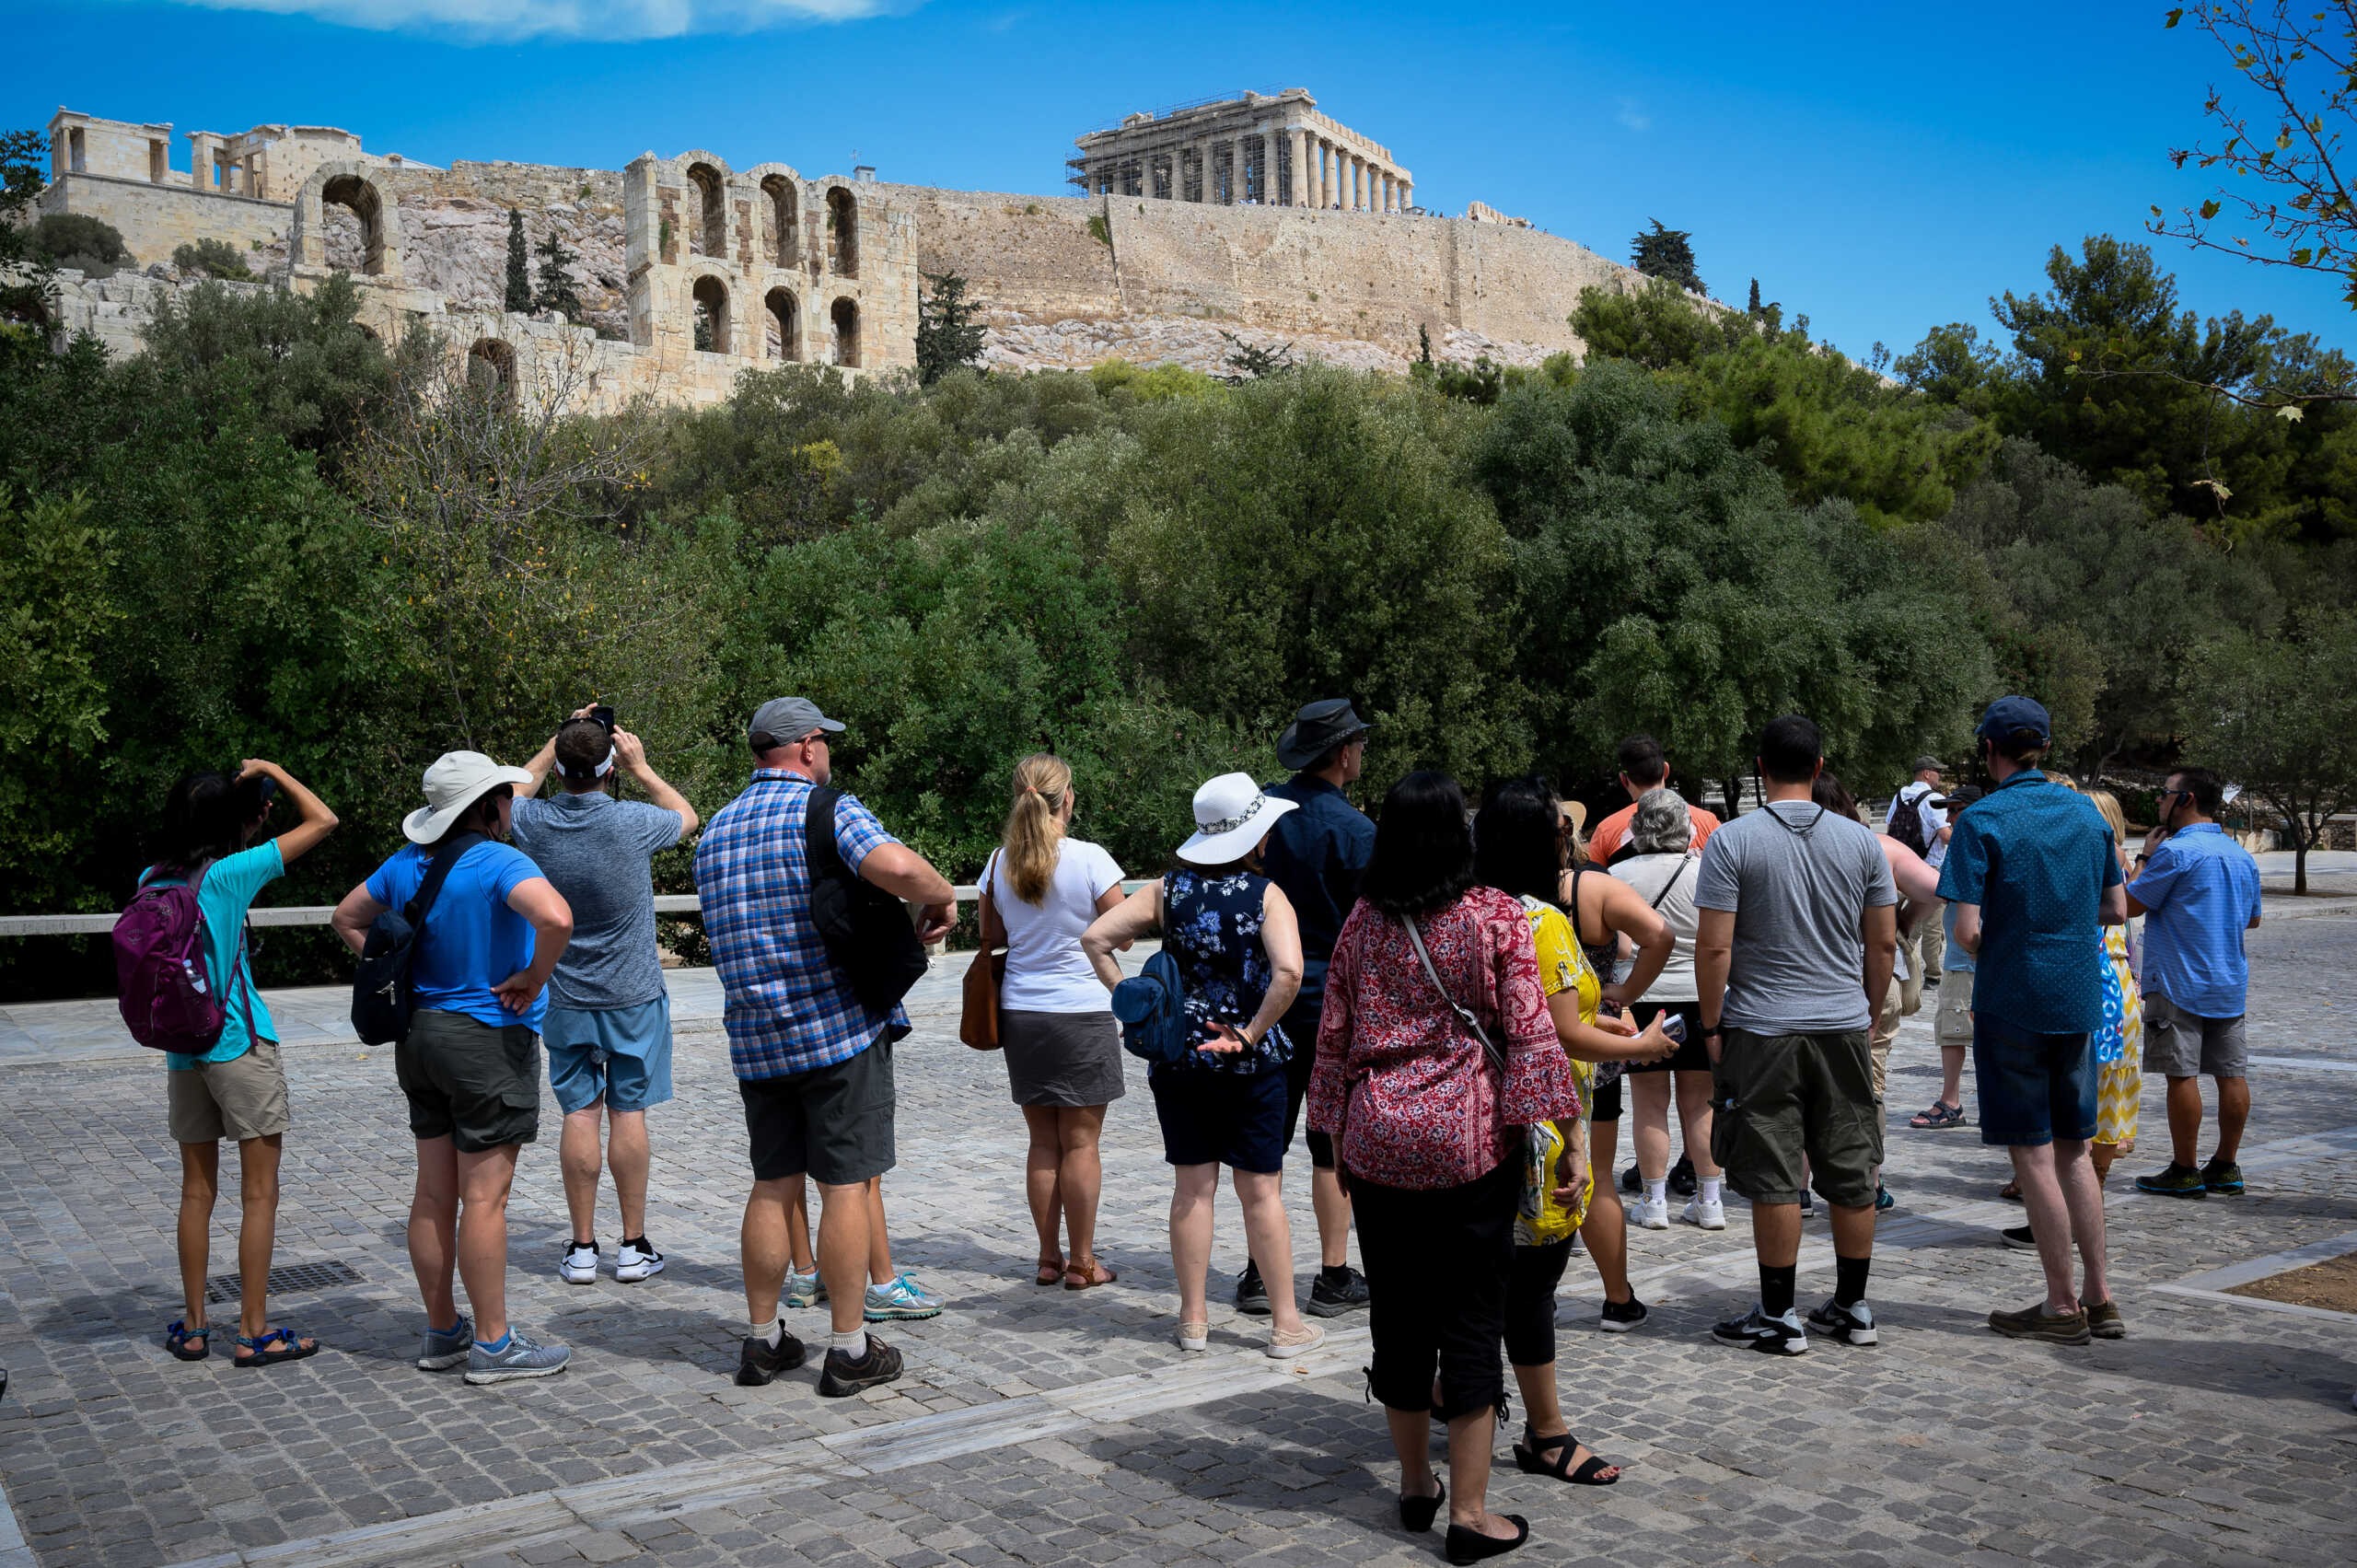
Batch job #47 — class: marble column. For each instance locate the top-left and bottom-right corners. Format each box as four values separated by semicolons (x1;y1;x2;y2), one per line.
1351;154;1365;212
1399;179;1412;214
1287;126;1306;205
1310;140;1326;207
1381;172;1395;213
1192;142;1211;202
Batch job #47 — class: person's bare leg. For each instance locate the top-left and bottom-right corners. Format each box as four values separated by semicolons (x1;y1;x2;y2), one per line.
1058;1106;1107;1269
784;1174;815;1274
1309;1165;1352;1270
1752;1201;1801;1270
177;1142;220;1334
1675;1071;1720;1179
1580;1119;1632;1303
1387;1405;1438;1501
1446;1407;1516;1539
233;1133;287;1341
1020;1106;1064;1271
454;1143;521;1342
2010;1143;2080;1315
865;1176;894;1286
2165;1074;2203;1167
2089;1142;2117;1186
608;1109;650;1241
559;1101;604;1245
2213;1075;2249;1163
1232;1168;1306;1334
2052;1139;2109;1306
1630;1074;1672;1183
740;1175;794;1326
1509;1360;1616;1478
410;1136;460;1329
815;1179;875;1336
1939;1043;1967;1110
1168;1163;1218;1326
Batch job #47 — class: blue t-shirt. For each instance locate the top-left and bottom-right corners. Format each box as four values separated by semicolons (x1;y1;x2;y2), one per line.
1934;772;2121;1034
364;841;551;1030
1939;899;1975;976
2130;823;2262;1018
149;840;285;1071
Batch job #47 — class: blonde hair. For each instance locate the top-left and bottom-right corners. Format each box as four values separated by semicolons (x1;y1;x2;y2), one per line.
1000;753;1072;904
2086;788;2129;843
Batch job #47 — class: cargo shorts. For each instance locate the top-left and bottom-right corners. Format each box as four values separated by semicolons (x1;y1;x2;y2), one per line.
1711;1028;1881;1209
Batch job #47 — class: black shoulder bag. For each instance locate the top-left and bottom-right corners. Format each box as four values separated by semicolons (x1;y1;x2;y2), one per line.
805;785;929;1014
352;833;484;1046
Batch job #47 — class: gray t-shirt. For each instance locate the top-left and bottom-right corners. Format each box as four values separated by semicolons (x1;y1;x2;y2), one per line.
1694;801;1897;1034
509;791;686;1010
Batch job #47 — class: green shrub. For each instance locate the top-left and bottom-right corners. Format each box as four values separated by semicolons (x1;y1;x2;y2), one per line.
172;238;253;281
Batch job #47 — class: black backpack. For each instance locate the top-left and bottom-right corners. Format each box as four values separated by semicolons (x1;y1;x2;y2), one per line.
351;833;483;1046
1888;785;1932;858
805;786;928;1014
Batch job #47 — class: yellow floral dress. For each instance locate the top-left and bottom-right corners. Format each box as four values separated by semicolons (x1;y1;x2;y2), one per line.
1518;896;1599;1242
2094;921;2142;1149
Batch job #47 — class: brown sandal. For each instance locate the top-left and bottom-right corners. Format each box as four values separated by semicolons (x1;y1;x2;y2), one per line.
1034;1255;1066;1286
1063;1255;1118;1290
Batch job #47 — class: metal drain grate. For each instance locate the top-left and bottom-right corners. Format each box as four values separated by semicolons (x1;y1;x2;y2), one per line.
204;1258;362;1305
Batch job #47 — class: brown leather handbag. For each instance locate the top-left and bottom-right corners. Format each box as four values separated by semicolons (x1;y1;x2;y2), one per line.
959;855;1008;1051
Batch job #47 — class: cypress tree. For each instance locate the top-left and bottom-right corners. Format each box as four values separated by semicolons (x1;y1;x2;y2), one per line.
505;208;532;313
533;226;583;319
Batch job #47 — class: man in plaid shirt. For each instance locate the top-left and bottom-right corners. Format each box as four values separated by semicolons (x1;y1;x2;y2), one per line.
695;698;957;1396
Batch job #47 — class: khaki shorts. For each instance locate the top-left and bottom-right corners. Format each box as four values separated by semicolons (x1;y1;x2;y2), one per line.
1868;927;1927;1101
167;1038;291;1144
1933;974;1975;1047
1712;1028;1881;1209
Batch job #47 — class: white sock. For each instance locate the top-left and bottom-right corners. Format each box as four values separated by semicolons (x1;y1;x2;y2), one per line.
832;1327;868;1359
1701;1178;1724;1204
751;1317;783;1348
1643;1178;1666;1206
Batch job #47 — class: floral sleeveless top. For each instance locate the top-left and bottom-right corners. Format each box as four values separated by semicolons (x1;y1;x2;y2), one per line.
1163;867;1292;1074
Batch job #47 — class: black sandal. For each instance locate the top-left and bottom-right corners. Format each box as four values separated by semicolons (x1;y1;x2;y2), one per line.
1514;1429;1620;1486
163;1319;211;1362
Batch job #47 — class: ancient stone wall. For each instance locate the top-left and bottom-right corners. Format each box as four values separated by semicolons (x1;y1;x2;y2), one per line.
37;173;289;270
896;186;1121;324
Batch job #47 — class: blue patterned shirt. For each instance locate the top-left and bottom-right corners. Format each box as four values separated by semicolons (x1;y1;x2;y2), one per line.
1934;771;2122;1035
694;770;909;1080
1162;867;1292;1074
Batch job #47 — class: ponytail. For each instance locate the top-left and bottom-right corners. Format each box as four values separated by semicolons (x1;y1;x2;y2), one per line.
1001;753;1072;904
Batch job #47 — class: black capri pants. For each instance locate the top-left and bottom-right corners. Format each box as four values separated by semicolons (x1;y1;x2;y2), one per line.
1505;1238;1574;1367
1350;1157;1517;1421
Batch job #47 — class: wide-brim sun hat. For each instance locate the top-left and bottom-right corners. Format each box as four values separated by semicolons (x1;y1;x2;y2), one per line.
1177;771;1299;865
402;750;535;843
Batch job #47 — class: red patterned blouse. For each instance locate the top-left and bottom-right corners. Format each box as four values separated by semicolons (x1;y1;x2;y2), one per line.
1307;887;1580;1191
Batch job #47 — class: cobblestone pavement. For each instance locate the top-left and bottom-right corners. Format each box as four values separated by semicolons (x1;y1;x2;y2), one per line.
1;898;2354;1567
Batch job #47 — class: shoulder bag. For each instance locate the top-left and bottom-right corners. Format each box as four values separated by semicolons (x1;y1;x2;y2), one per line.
352;833;483;1047
959;852;1008;1051
806;784;930;1015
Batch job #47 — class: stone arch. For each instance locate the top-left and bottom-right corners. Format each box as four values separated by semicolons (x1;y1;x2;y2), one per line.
686;161;726;260
467;338;517;404
761;174;799;268
763;286;800;362
825;186;858;278
692;273;732;354
290;162;403;279
830;296;860;367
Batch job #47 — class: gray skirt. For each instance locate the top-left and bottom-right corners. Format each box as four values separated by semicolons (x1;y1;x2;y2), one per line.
1001;1009;1126;1108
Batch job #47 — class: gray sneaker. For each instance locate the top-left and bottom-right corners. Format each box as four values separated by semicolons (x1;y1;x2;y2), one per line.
417;1315;473;1372
462;1326;571;1386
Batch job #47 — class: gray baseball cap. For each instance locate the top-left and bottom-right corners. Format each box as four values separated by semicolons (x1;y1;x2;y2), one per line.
749;697;844;749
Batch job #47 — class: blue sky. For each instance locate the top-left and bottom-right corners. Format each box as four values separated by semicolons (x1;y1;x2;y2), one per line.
8;0;2351;359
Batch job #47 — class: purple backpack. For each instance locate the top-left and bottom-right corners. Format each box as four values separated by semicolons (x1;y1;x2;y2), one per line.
114;864;247;1053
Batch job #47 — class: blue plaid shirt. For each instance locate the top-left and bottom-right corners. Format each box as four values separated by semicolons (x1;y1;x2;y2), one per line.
694;770;909;1080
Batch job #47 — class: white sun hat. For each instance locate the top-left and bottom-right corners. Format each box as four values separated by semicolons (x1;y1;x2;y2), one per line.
1177;772;1299;865
401;750;535;844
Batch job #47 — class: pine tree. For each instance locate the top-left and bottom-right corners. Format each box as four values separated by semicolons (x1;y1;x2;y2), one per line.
1629;219;1704;296
914;272;988;386
1418;323;1434;365
533;225;583;319
504;208;532;313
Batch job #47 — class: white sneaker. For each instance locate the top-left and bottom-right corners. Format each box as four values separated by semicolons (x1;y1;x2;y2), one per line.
615;1239;665;1283
1631;1195;1671;1230
1681;1195;1726;1231
559;1241;599;1284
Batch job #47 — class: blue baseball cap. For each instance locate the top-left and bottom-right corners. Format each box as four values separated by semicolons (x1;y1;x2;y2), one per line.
1974;695;2050;744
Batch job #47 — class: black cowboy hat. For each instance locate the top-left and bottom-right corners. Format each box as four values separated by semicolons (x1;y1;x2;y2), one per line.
1276;699;1372;771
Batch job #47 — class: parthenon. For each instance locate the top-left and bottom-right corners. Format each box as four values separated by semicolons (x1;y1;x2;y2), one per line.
1068;88;1413;214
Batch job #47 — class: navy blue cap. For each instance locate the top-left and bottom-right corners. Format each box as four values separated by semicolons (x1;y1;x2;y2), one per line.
1974;695;2050;744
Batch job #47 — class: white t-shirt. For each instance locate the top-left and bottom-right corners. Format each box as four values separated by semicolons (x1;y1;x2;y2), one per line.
1611;851;1701;1003
1887;781;1949;870
984;839;1126;1013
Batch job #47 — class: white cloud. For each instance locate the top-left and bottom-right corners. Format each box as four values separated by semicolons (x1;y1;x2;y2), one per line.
1615;99;1651;134
165;0;903;41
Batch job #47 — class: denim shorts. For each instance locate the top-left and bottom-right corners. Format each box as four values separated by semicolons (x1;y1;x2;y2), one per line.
1971;1011;2096;1148
543;994;674;1115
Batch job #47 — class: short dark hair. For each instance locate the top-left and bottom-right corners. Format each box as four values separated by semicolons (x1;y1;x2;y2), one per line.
2168;766;2225;818
1473;775;1563;904
1810;771;1860;820
1361;771;1476;918
1618;734;1667;787
554;719;612;783
154;771;243;871
1757;714;1823;784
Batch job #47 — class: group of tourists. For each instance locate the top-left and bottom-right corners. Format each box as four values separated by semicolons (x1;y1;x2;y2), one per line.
138;682;2270;1563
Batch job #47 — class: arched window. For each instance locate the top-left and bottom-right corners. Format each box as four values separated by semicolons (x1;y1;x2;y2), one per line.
686;163;726;260
467;339;516;405
830;297;859;367
692;274;731;354
764;287;799;362
319;173;389;276
762;175;798;267
826;187;858;278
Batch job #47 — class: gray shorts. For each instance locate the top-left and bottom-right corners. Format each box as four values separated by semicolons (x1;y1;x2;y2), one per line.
738;1035;896;1186
398;1010;543;1153
2144;990;2247;1079
168;1038;291;1144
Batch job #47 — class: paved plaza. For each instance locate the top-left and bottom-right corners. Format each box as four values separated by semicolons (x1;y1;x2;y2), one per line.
2;865;2355;1568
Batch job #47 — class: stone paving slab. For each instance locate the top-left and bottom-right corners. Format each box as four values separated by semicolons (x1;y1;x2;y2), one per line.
1;907;2354;1565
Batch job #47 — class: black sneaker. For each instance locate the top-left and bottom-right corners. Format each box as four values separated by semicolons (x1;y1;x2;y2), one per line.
1307;1266;1370;1318
1235;1260;1271;1317
1599;1295;1649;1334
817;1333;904;1398
1620;1162;1642;1194
1797;1189;1817;1216
734;1330;807;1387
2135;1162;2208;1199
2002;1224;2038;1251
1712;1305;1807;1355
1804;1296;1878;1346
1668;1156;1698;1198
2200;1159;2246;1195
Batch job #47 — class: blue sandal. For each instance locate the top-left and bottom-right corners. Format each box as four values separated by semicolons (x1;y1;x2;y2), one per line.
164;1319;211;1362
234;1327;319;1368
